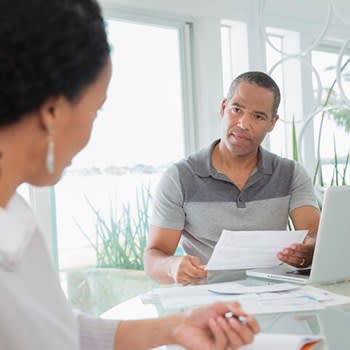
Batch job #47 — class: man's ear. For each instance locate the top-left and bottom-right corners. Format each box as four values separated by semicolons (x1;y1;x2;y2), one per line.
267;114;279;132
220;98;227;117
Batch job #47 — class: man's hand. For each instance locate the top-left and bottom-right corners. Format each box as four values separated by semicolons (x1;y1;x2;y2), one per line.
283;206;320;268
173;302;259;350
277;237;316;268
169;255;208;285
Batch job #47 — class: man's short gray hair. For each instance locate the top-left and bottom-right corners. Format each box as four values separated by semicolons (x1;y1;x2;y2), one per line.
226;71;281;116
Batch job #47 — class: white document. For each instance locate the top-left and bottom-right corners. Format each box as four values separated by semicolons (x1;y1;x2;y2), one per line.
165;333;324;350
143;282;350;314
208;282;300;294
206;229;308;270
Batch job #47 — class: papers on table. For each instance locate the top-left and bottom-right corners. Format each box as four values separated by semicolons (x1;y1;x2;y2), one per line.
142;281;350;314
206;229;308;270
208;282;300;294
166;333;324;350
241;333;324;350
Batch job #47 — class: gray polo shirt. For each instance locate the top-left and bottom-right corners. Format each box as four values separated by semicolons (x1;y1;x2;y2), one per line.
150;140;318;264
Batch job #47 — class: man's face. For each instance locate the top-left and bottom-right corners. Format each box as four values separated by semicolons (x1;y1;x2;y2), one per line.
220;81;278;157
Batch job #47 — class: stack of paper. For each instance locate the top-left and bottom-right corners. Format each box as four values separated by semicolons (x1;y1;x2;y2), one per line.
207;282;299;294
142;281;350;314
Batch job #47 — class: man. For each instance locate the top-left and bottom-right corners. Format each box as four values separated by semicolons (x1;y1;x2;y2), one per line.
144;71;320;285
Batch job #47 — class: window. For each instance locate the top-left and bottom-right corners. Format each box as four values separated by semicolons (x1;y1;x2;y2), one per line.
221;24;233;95
220;21;248;95
265;27;303;158
265;32;288;157
22;1;350;317
310;48;350;186
54;17;191;316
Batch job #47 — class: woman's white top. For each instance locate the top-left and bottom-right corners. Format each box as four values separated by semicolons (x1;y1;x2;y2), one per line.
0;193;119;349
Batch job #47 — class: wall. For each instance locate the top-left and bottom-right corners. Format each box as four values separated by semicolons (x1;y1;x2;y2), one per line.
100;0;350;151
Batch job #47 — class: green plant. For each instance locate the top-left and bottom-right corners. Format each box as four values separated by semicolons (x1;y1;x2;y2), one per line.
322;59;350;133
292;116;299;162
287;116;298;230
312;59;350;187
77;185;151;270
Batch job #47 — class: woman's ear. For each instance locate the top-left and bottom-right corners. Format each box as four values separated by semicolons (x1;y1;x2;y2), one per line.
37;96;63;133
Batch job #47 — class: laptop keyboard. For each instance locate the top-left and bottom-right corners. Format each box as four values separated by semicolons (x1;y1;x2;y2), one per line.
287;268;311;276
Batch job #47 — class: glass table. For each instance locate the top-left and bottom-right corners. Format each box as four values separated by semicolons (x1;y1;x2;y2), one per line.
102;274;350;349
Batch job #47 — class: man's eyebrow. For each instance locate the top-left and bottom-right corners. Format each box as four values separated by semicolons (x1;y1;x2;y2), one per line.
231;102;245;108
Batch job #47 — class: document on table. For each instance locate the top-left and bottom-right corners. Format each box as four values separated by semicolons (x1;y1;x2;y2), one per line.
165;333;324;350
208;282;300;294
142;282;350;314
206;229;308;270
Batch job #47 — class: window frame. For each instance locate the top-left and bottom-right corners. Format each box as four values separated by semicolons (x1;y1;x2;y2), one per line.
29;7;196;265
25;2;350;263
308;43;350;174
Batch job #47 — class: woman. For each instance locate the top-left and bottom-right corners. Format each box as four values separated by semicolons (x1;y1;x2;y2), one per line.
0;0;259;349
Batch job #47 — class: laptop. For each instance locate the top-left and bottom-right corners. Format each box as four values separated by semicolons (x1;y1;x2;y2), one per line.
246;185;350;284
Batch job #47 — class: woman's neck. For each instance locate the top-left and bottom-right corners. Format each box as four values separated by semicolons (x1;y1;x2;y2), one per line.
0;181;17;208
0;127;27;208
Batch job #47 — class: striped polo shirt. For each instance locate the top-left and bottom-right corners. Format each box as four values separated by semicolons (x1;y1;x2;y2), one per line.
150;139;318;264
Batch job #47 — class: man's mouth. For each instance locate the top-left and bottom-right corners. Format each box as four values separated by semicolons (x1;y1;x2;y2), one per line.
231;132;250;141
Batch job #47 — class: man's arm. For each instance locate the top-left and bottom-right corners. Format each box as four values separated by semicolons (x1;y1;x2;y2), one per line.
290;205;320;238
278;205;320;267
143;225;208;284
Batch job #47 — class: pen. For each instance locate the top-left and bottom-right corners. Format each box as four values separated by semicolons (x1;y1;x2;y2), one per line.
224;311;247;324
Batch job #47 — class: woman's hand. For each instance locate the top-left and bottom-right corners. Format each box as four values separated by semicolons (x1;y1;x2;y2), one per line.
172;302;260;350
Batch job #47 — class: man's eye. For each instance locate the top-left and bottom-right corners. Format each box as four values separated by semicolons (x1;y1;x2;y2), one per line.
256;114;266;120
231;106;240;113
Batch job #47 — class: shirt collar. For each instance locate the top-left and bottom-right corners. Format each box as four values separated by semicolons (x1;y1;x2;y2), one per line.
193;139;274;177
0;193;37;271
258;146;274;175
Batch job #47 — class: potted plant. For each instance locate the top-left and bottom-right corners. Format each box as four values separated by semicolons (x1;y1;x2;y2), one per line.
66;185;158;316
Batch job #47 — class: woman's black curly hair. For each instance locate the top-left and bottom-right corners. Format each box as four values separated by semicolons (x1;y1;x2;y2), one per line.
0;0;110;127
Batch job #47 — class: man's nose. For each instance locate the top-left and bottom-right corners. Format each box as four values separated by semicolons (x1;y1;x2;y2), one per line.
237;112;250;129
